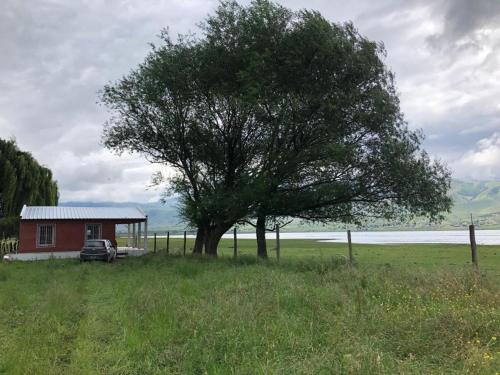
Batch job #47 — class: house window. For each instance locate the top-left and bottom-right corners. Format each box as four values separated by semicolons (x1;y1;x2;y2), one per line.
86;224;102;240
37;224;55;247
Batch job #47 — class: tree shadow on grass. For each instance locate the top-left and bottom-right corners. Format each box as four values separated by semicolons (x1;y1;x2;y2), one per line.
136;251;353;279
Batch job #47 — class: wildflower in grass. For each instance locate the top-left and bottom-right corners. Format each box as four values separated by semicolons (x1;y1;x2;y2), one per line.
482;352;493;361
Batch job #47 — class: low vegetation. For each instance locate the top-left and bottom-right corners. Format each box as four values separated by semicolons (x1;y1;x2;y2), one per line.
0;240;498;374
0;238;18;255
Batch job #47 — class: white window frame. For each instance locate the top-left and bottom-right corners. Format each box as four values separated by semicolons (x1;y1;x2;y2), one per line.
36;223;56;248
85;223;102;240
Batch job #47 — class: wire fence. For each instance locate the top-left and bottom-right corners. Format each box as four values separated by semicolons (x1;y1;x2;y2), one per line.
142;224;486;270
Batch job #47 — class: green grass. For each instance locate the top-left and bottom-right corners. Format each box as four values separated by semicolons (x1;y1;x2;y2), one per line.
149;238;500;279
0;240;498;374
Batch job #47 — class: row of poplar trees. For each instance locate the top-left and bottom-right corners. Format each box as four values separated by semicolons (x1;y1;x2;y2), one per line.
101;0;452;257
0;139;59;237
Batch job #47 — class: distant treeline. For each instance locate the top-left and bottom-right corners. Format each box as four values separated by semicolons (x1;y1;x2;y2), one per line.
0;139;58;237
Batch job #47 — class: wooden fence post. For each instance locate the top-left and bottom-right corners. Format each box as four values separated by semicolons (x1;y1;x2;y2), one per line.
166;232;170;254
276;224;280;262
233;227;237;258
469;224;478;269
347;230;353;264
183;231;187;256
154;233;157;253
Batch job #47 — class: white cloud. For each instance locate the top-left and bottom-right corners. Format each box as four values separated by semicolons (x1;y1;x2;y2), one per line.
51;149;173;202
452;132;500;180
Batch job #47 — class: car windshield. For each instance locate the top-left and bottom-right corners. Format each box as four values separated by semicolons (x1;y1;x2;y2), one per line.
85;240;105;248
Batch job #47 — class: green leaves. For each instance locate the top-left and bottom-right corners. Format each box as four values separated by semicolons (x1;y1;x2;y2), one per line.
0;139;58;236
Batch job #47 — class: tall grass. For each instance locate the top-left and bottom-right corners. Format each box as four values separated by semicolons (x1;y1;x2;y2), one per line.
0;243;498;374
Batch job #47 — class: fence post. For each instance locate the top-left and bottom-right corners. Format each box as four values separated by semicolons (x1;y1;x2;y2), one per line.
166;232;170;254
347;230;353;264
276;224;280;262
154;233;157;253
183;231;187;256
233;227;237;258
469;224;478;269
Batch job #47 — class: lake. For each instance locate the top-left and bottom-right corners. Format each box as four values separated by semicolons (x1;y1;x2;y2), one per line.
164;229;500;245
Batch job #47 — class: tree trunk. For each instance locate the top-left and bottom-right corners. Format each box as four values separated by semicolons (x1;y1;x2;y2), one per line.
193;226;205;255
205;223;232;257
256;214;268;259
203;227;210;255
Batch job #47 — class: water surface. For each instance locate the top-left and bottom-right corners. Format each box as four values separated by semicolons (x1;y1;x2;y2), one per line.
163;230;500;245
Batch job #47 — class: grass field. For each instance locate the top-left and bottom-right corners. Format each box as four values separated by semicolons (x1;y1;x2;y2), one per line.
150;237;500;279
0;239;498;374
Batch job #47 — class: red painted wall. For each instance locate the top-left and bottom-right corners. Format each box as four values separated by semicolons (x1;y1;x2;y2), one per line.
19;220;117;253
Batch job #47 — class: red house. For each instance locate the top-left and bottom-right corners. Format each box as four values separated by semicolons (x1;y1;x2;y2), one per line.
18;206;148;254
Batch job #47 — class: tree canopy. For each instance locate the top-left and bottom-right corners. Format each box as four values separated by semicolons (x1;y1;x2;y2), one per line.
0;138;59;237
101;0;452;257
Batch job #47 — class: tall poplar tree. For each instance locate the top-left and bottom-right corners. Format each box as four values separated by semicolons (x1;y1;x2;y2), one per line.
0;139;59;236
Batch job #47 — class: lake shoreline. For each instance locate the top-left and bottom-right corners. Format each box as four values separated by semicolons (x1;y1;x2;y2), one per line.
136;229;500;245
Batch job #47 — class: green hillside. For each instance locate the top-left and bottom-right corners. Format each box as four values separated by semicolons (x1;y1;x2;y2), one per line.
60;179;500;232
446;180;500;228
343;179;500;231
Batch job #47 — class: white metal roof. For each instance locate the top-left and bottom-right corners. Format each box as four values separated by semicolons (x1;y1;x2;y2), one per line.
20;206;146;220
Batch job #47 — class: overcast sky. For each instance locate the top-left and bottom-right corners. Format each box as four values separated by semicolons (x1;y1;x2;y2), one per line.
1;0;499;202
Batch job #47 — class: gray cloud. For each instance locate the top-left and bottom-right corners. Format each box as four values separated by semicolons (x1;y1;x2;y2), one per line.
0;0;216;201
427;0;500;50
0;0;499;203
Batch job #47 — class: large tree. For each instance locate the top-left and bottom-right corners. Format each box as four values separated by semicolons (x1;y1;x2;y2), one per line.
0;139;59;236
102;0;451;257
102;18;265;255
240;10;452;256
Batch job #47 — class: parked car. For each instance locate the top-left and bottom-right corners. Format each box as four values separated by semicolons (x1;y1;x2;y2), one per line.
80;239;116;262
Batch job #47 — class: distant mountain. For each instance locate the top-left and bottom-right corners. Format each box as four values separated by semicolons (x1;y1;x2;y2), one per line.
59;198;185;231
60;179;500;232
445;180;500;228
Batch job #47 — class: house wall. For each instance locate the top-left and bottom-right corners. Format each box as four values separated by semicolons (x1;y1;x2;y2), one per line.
19;220;117;253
